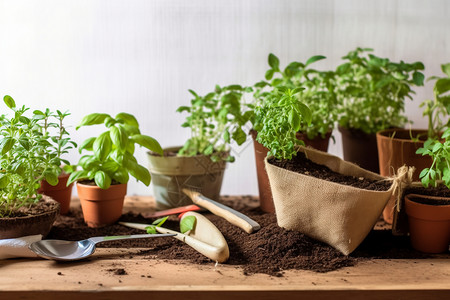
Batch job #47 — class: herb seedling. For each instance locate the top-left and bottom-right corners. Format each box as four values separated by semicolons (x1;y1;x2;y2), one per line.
67;112;163;189
145;215;197;234
416;127;450;188
253;87;312;160
254;53;337;140
335;48;425;134
0;96;74;217
419;63;450;140
177;84;253;162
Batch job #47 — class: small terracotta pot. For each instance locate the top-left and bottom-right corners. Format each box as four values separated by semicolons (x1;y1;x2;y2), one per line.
376;129;432;224
0;196;60;239
76;182;127;228
339;126;379;173
404;194;450;253
250;130;332;213
39;173;74;215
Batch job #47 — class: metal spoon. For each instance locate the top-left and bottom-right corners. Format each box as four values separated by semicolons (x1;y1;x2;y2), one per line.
28;233;176;261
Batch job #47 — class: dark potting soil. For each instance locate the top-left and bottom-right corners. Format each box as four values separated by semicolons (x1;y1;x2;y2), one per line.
268;152;392;191
5;197;60;218
46;196;436;277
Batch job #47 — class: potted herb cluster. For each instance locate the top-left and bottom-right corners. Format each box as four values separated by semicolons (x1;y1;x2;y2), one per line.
335;47;425;173
256;89;396;255
35;109;77;215
403;127;450;253
148;84;251;210
0;96;61;238
378;63;450;223
250;53;338;212
67;112;163;227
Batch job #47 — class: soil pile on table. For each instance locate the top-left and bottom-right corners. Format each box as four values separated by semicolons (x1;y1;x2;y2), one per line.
268;152;392;191
47;196;434;277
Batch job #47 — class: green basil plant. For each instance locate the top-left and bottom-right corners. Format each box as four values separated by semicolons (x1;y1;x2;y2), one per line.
67;112;163;189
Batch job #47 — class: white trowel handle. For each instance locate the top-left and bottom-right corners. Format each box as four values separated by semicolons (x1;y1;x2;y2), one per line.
182;189;261;234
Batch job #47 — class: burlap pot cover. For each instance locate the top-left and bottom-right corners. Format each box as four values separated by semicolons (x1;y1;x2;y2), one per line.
265;146;395;255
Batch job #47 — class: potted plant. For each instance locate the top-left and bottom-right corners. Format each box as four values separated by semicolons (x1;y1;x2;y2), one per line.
67;112;163;227
377;63;450;223
35;109;77;215
0;96;60;239
256;88;397;255
403;127;450;253
148;84;251;210
250;53;337;212
335;47;425;173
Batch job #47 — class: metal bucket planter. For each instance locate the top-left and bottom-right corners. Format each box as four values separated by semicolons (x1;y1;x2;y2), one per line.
148;147;227;210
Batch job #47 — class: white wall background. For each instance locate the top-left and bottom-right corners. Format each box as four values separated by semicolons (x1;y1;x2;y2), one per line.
0;0;449;196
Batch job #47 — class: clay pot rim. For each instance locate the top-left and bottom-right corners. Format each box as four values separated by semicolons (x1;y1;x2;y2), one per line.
76;181;127;190
147;146;229;158
376;128;429;141
405;193;450;207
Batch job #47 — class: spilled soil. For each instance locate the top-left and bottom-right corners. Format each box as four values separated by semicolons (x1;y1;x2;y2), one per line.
47;195;436;277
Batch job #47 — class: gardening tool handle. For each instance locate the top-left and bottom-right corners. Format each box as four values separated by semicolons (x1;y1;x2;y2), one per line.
88;233;176;245
182;189;260;234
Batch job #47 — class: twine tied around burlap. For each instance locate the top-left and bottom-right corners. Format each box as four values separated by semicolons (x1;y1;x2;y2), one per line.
388;165;415;212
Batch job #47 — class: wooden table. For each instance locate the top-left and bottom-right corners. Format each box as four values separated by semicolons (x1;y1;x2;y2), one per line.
1;196;449;300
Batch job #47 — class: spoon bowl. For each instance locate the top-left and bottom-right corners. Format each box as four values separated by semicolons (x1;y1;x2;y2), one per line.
29;233;175;261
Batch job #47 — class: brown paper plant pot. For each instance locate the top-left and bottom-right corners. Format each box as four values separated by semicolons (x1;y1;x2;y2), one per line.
39;173;74;215
376;129;432;224
404;194;450;253
147;147;227;210
250;130;332;213
76;182;127;228
0;196;60;239
264;146;394;255
339;126;379;174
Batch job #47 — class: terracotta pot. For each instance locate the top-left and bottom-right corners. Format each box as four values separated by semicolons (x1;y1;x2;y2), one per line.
404;194;450;253
147;147;226;210
0;196;60;239
39;173;74;215
76;182;127;228
339;126;379;174
377;129;432;224
250;130;332;213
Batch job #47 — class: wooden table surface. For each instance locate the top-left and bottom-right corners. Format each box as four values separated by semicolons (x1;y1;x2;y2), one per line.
0;196;449;300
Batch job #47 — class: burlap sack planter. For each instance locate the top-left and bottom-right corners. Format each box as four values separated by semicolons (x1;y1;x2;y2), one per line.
264;146;395;255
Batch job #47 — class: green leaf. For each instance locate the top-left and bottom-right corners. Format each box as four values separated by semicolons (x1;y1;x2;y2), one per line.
44;172;59;186
231;127;247;145
94;170;111;189
180;216;196;234
115;112;139;128
152;216;168;227
110;125;128;152
441;63;450;77
176;106;190;113
265;69;275;80
268;53;280;70
412;72;425;86
297;102;312;125
305;55;326;66
223;130;230;143
0;174;9;189
0;137;14;155
419;168;429;179
67;170;89;186
113;167;129;184
76;113;110;130
125;158;151;186
289;110;301;132
93;131;112;161
3;95;16;109
432;142;443;153
146;226;157;234
130;134;163;155
78;137;96;153
435;78;450;95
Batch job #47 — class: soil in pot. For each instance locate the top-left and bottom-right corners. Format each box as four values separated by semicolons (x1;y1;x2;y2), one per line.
339;126;379;173
0;196;60;239
46;196;437;277
250;130;332;214
268;152;391;191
